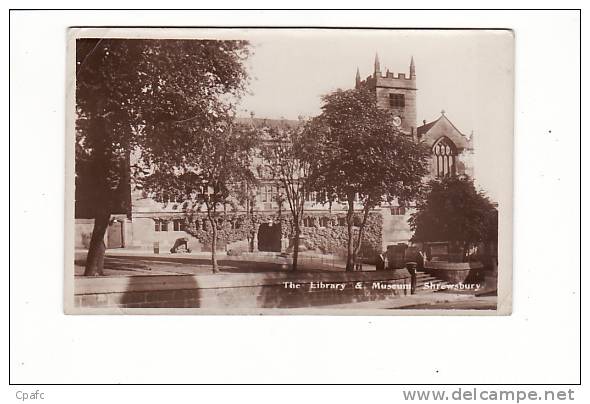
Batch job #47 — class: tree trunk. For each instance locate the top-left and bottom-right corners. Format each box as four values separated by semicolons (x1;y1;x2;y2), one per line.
84;114;112;277
208;214;219;274
84;208;110;276
345;197;355;272
292;221;301;271
352;205;371;267
248;199;255;253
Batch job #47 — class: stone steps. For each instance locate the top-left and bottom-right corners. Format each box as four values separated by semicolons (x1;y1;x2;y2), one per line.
414;271;449;294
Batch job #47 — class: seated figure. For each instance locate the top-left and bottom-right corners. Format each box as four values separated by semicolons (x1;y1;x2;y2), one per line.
170;237;191;253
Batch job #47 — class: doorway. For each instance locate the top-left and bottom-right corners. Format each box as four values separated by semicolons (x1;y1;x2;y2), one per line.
107;221;123;249
257;222;282;252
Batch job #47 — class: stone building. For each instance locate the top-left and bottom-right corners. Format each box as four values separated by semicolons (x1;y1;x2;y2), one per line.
75;54;475;257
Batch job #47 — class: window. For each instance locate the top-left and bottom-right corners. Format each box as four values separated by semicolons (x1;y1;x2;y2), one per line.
391;206;406;215
271;186;280;202
232;219;243;230
154;220;161;232
259;185;277;203
389;93;405;108
319;217;330;227
196;185;207;201
173;219;185;231
338;217;347;226
433;137;456;177
303;217;314;227
160;220;169;232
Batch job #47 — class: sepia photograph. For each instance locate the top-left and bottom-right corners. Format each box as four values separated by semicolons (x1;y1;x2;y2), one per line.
66;28;513;314
10;6;584;389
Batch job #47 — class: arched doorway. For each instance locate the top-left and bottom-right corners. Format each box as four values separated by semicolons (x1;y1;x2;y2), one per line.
257;222;282;252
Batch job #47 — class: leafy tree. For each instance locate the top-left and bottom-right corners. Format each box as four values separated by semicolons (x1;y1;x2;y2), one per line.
141;122;258;273
307;88;430;271
75;38;250;275
260;122;316;270
409;175;498;260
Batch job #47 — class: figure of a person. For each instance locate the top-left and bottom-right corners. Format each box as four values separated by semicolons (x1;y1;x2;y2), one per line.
376;252;386;271
406;262;417;295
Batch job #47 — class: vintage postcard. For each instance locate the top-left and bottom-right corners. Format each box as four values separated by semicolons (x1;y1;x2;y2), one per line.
65;28;513;314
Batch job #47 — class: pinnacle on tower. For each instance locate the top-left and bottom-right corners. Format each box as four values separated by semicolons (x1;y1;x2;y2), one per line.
374;53;381;76
410;56;416;78
355;67;361;88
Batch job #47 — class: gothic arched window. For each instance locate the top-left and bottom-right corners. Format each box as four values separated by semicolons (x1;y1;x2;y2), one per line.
433;137;457;177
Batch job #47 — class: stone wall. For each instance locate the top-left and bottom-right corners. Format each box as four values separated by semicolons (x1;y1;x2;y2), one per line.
74;217;132;249
130;216;203;252
74;219;95;249
424;261;484;283
298;212;383;259
380;207;414;249
128;211;385;258
72;268;411;310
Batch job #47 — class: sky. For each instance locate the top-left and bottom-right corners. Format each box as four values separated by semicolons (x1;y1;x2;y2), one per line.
230;29;514;201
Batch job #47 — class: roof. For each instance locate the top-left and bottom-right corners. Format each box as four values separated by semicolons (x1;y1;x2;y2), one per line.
417;118;438;136
417;113;473;151
235;117;302;130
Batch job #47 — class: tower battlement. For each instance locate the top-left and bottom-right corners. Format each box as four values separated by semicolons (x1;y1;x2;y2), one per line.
360;73;417;90
355;54;417;135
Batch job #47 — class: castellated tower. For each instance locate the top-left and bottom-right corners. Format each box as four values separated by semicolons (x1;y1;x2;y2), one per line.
356;54;417;136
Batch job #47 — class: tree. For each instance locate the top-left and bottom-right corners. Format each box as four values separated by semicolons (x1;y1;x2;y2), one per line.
142;122;258;273
260;122;316;271
307;88;430;271
75;38;250;276
409;175;498;260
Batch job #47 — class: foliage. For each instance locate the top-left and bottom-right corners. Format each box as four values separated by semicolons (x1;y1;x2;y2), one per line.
75;38;251;275
259;122;315;269
297;212;383;259
155;211;383;259
141;121;259;272
307;88;429;205
305;88;430;270
409;176;498;251
76;38;250;211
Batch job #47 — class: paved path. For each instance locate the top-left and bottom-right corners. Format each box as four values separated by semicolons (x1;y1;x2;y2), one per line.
321;293;496;310
74;249;379;276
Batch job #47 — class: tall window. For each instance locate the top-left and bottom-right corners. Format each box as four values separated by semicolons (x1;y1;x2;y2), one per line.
303;217;314;227
389;93;405;108
155;219;170;232
173;219;185;231
259;185;277;203
433;137;456;177
391;206;406;216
